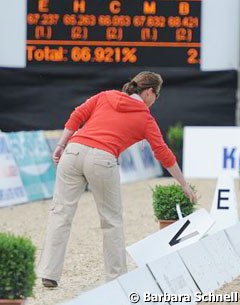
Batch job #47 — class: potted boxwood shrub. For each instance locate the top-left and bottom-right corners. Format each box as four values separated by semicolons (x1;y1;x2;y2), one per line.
152;184;197;229
0;232;36;305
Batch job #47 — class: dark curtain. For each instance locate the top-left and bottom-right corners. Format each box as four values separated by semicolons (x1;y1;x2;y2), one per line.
0;66;237;136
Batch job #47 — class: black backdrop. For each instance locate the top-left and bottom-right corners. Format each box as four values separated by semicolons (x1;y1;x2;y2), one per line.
0;67;237;137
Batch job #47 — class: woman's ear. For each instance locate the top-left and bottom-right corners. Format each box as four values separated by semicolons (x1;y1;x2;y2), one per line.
147;88;153;96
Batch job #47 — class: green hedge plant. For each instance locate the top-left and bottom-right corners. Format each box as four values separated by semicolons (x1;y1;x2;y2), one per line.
0;232;36;300
152;184;197;220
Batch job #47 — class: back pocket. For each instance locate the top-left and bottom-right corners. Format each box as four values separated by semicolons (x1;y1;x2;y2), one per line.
94;158;117;179
64;145;80;156
61;145;80;168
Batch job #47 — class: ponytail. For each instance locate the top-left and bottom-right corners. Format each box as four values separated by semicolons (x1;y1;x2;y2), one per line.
122;80;140;95
122;71;163;96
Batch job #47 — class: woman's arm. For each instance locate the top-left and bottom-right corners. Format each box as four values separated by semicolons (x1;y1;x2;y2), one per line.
56;128;75;148
166;162;197;203
52;128;74;164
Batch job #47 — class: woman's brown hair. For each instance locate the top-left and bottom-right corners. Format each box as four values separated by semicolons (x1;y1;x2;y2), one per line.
122;71;163;96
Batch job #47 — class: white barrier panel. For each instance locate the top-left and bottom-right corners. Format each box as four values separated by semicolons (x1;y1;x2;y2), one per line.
118;266;167;305
208;175;239;234
178;241;221;293
201;231;240;285
183;127;240;178
127;209;214;266
0;133;28;207
225;223;240;257
61;280;131;305
201;0;240;71
61;226;240;305
148;252;200;305
0;0;27;68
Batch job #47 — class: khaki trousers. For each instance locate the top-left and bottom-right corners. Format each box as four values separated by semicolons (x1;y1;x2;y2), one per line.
37;143;127;282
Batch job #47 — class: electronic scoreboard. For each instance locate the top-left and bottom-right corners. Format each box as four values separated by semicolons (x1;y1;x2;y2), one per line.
27;0;201;66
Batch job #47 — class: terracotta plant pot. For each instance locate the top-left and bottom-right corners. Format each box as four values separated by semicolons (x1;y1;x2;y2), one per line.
0;300;25;305
159;219;176;229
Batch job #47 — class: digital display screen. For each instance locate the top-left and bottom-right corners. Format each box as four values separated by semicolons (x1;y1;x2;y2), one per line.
27;0;201;67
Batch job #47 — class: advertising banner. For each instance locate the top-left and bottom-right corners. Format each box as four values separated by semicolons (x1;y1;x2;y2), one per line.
0;133;27;207
24;131;56;199
44;130;62;152
7;131;45;201
119;140;162;184
183;127;240;178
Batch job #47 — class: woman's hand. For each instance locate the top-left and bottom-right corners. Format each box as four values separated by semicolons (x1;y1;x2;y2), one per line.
181;183;197;203
166;162;197;203
53;145;65;164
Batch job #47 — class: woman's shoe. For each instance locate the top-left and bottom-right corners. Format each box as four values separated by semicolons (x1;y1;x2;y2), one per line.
42;278;58;288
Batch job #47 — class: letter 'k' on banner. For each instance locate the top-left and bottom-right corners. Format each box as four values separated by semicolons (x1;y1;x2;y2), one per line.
208;175;239;235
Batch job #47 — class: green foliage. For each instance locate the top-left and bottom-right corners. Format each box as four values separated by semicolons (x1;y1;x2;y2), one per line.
152;184;197;220
167;122;183;156
0;232;36;299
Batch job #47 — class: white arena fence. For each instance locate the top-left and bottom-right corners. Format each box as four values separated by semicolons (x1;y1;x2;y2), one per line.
60;219;240;305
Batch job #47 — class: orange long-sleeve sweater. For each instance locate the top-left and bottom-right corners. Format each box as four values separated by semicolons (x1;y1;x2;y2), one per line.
65;90;176;168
